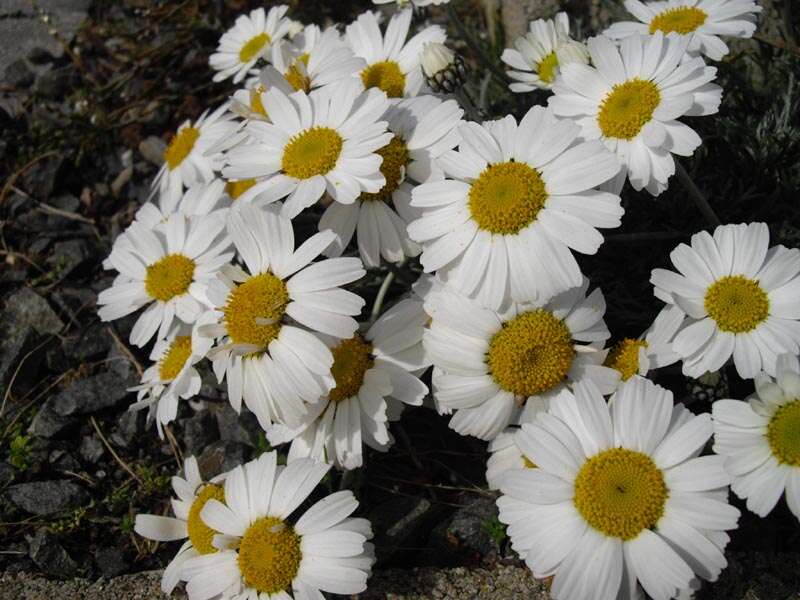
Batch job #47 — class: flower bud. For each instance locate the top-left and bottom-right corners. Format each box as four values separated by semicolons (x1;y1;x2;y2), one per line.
421;42;466;94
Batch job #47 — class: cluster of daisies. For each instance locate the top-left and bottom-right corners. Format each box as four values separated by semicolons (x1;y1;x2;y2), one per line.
94;0;800;598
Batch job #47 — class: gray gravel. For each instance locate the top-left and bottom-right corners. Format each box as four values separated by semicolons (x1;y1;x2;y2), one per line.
4;552;800;600
0;566;549;600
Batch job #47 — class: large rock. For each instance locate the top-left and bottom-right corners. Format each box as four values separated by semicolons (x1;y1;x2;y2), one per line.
28;406;77;439
182;410;219;456
429;493;502;566
212;402;261;447
4;288;63;336
50;370;136;416
4;480;89;516
27;529;78;579
0;1;90;85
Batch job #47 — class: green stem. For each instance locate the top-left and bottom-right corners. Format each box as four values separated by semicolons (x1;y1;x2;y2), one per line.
370;264;399;325
455;87;482;121
675;161;721;228
445;4;508;88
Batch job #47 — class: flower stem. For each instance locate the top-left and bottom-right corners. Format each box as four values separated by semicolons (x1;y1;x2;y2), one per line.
675;161;721;228
370;262;402;325
445;4;508;88
455;86;482;121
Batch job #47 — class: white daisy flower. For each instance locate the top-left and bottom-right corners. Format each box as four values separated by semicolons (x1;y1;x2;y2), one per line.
223;80;392;218
267;25;366;94
266;298;429;470
425;279;620;441
98;211;233;347
319;95;463;267
549;33;722;196
201;205;366;430
209;5;291;83
603;304;684;382
498;376;740;600
713;353;800;520
228;69;296;127
486;392;548;490
183;451;374;599
605;0;762;61
408;105;622;309
501;12;590;92
346;9;446;99
134;456;227;595
286;19;305;39
651;222;800;379
154;104;239;214
128;312;215;437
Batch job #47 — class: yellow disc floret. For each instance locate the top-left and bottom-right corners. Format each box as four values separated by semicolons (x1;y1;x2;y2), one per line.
223;273;289;348
537;51;559;84
468;161;548;235
282;127;343;180
164;127;200;170
574;448;667;540
361;60;406;98
361;136;410;202
605;338;648;381
225;179;257;200
239;33;271;63
237;517;302;594
598;79;661;140
145;254;196;302
250;85;268;118
487;309;575;397
187;484;226;555
285;53;311;92
704;275;769;333
159;336;193;381
649;7;707;34
329;336;374;402
767;400;800;466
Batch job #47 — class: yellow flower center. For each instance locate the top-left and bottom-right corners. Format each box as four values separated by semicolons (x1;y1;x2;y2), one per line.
223;273;289;349
237;517;302;594
537;51;559;84
605;338;648;381
597;79;661;140
704;275;769;333
361;136;410;202
285;53;311;92
144;254;196;302
649;7;707;34
239;32;271;63
158;336;193;381
523;456;537;469
360;60;406;98
574;448;667;540
282;127;343;180
468;161;548;235
329;336;374;402
250;85;268;118
767;400;800;466
487;309;575;397
226;179;257;200
186;484;225;555
164;127;200;171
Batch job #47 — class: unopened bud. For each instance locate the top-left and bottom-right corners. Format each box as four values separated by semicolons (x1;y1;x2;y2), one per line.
286;19;305;39
421;42;465;94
